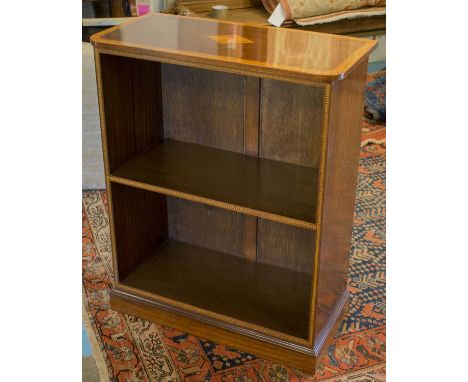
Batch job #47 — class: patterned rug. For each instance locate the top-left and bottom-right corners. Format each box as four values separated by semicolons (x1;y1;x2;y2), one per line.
82;144;386;382
361;70;386;147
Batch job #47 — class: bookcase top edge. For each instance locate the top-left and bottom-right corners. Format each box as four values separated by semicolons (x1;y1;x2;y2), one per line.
91;13;376;83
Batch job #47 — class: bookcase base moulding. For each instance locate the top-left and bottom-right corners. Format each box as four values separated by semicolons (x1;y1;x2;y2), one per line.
110;288;350;371
91;13;376;373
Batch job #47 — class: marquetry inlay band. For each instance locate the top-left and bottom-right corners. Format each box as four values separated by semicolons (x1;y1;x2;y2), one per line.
208;35;254;44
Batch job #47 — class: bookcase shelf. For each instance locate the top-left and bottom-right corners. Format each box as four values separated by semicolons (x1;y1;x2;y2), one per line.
91;13;376;373
110;139;319;229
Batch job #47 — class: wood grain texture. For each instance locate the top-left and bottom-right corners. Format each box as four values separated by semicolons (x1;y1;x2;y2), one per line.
120;239;312;338
243;76;260;261
314;290;349;355
110;139;319;227
313;60;368;344
100;54;163;171
161;64;245;153
260;79;323;168
110;183;168;279
244;76;260;157
257;219;315;273
243;216;258;261
110;290;316;372
167;197;244;257
90;13;377;83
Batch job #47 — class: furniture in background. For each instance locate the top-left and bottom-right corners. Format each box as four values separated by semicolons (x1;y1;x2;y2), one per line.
91;13;376;372
83;17;131;42
82;0;133;41
82;0;137;17
168;0;385;35
83;0;386;49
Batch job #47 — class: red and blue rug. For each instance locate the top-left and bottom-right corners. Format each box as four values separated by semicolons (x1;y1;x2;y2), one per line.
82;143;386;381
362;69;386;147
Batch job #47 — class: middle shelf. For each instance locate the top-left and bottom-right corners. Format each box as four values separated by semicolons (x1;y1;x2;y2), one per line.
110;139;319;229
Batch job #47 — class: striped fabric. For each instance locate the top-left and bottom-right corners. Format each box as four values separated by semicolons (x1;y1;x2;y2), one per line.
262;0;385;25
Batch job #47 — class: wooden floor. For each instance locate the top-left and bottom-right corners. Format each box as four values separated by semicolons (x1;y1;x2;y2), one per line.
82;356;100;382
111;139;319;226
121;239;312;339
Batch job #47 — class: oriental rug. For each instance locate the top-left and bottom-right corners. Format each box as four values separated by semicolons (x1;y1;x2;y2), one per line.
361;70;386;147
83;144;386;382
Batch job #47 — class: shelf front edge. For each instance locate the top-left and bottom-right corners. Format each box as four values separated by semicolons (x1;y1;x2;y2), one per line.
108;175;317;231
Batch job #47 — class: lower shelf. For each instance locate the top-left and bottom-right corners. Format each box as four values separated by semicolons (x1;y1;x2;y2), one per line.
120;239;312;339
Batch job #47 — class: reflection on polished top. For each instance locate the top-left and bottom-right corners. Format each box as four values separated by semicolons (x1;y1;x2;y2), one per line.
91;13;377;82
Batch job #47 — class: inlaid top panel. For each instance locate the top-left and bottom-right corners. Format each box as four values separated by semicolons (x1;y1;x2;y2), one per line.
91;13;376;82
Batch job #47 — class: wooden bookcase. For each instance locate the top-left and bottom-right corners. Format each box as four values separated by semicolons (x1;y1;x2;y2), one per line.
91;13;376;373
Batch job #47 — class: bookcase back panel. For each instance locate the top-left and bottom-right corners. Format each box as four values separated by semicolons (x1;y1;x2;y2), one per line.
110;183;168;280
161;64;245;153
259;79;324;168
257;219;315;274
167;197;244;257
100;54;164;172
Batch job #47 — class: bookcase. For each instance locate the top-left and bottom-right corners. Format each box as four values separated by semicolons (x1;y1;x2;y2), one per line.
91;13;376;373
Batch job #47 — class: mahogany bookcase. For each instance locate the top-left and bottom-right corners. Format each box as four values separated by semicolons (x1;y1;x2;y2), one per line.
91;13;376;373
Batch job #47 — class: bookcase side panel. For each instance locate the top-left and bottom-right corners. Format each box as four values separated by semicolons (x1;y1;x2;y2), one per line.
161;64;245;154
110;183;168;279
313;60;369;349
100;54;164;172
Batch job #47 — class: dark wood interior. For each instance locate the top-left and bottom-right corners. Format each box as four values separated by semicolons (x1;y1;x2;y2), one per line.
258;219;315;273
110;183;314;338
167;196;244;257
260;79;323;167
161;64;246;153
100;54;163;172
100;59;322;229
110;183;168;279
100;52;322;342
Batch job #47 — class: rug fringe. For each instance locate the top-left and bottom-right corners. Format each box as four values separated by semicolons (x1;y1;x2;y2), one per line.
82;295;111;382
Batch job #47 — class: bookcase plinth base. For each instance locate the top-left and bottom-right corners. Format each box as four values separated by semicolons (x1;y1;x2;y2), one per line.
109;288;318;373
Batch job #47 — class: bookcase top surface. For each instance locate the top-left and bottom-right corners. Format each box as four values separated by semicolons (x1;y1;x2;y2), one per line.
91;13;376;83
